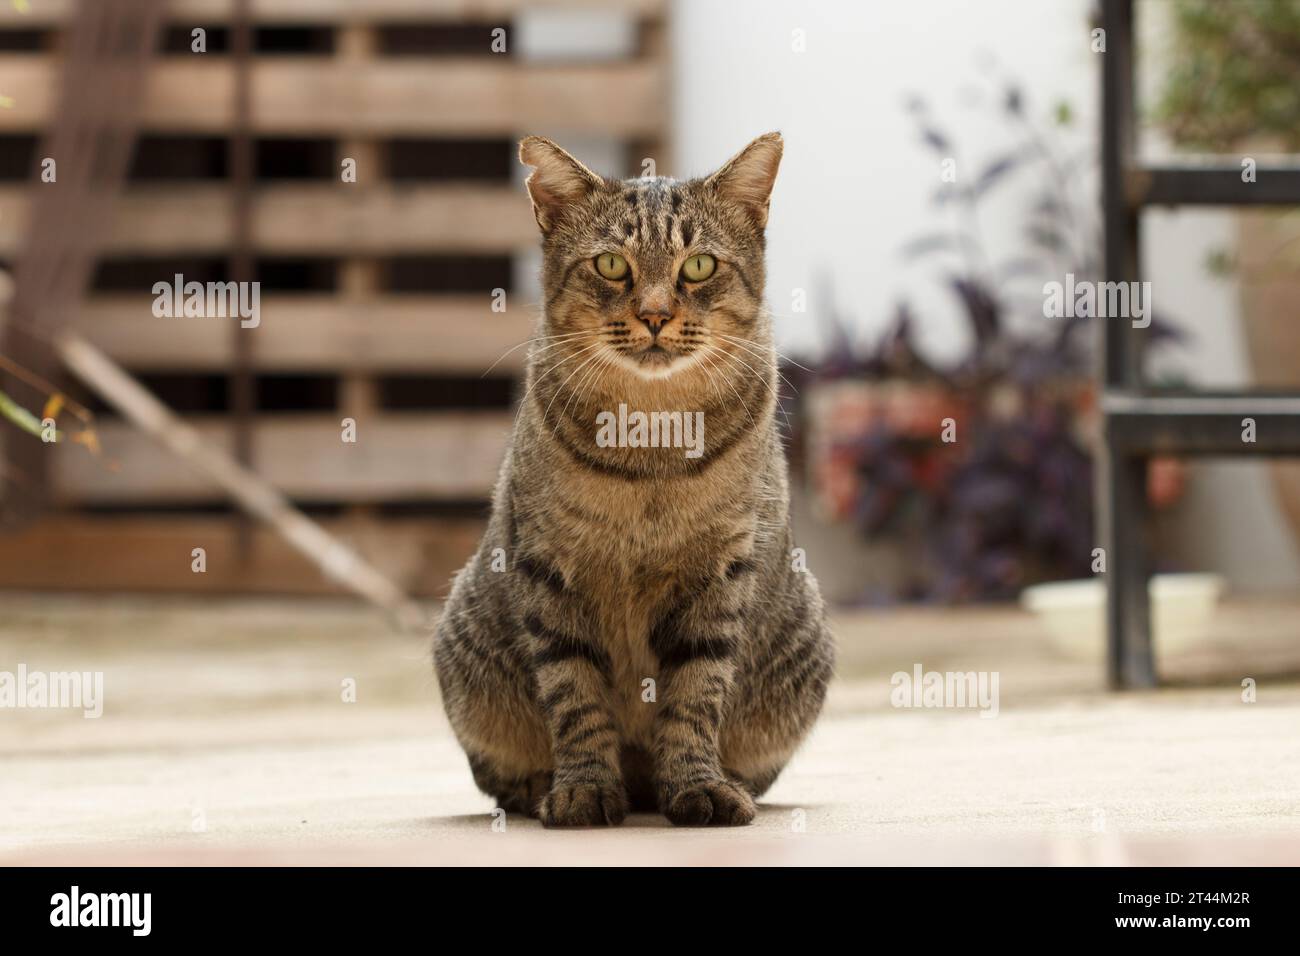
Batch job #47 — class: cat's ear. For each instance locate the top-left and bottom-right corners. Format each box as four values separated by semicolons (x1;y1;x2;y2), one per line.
706;132;783;229
519;136;603;233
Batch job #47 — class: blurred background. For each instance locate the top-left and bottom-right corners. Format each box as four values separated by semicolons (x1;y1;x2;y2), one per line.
2;0;1300;863
1;0;1297;610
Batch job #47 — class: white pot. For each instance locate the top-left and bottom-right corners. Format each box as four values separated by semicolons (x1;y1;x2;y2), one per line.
1020;573;1226;660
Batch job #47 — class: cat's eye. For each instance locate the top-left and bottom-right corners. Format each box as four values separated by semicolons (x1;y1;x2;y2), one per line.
595;252;629;281
681;254;716;282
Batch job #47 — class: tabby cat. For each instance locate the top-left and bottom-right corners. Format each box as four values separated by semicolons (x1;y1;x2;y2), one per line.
432;132;834;827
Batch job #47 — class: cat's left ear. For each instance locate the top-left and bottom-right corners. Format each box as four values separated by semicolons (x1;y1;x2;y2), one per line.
519;136;603;234
706;132;783;229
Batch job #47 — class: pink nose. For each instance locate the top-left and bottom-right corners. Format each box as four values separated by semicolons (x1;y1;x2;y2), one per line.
637;306;673;336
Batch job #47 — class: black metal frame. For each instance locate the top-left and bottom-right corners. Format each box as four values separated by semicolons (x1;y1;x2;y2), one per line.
1099;0;1300;688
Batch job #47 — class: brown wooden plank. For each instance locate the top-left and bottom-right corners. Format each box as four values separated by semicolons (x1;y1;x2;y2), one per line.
0;183;536;255
335;26;383;444
0;56;668;135
0;0;666;25
0;514;482;596
74;296;537;372
52;412;511;503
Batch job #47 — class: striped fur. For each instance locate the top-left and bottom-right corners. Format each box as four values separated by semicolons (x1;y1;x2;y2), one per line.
433;133;834;827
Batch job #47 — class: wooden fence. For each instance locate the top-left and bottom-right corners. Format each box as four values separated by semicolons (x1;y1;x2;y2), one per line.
0;0;670;595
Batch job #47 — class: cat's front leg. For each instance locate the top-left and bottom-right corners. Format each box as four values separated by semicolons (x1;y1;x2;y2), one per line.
517;554;628;827
649;570;758;827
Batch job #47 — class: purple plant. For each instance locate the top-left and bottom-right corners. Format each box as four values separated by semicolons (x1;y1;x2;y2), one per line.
786;72;1184;603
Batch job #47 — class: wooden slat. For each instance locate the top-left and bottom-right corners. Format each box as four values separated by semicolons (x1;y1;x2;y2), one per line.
0;0;666;25
0;56;667;135
0;184;535;255
74;296;537;372
0;514;484;596
53;412;511;503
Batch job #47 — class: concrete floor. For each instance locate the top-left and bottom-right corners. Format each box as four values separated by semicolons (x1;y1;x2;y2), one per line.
2;593;1299;865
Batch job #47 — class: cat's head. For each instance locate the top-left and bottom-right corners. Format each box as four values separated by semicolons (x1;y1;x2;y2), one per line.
519;133;782;384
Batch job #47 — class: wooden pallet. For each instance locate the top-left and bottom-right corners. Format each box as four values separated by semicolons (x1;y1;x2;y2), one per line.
0;0;670;597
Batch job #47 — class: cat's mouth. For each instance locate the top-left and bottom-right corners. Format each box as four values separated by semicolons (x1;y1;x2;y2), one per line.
619;341;694;380
638;344;674;366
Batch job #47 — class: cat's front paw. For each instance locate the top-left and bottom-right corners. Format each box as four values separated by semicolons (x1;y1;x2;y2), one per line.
539;781;628;827
663;778;757;827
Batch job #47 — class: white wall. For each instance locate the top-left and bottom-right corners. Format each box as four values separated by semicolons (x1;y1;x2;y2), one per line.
671;0;1300;590
671;0;1099;361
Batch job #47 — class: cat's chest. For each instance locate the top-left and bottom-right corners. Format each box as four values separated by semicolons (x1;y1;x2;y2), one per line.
546;475;725;565
590;582;672;746
525;480;748;745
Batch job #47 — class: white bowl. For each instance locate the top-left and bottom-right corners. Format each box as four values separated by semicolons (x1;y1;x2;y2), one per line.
1020;573;1226;660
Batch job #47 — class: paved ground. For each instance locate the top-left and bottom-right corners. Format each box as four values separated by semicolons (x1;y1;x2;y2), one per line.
2;594;1299;865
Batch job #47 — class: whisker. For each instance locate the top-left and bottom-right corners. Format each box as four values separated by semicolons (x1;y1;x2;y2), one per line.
704;341;792;433
512;340;605;431
692;345;728;410
562;349;614;426
542;344;611;434
716;307;817;371
714;332;802;399
751;308;818;371
482;329;592;377
696;343;758;432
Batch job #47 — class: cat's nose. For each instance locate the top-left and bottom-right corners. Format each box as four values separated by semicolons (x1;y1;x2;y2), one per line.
636;305;674;337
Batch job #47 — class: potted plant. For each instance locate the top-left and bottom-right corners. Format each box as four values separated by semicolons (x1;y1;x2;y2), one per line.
1154;0;1300;544
787;71;1185;604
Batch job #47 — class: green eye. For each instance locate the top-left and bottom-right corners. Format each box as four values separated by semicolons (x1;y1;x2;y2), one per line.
681;254;716;282
595;252;629;280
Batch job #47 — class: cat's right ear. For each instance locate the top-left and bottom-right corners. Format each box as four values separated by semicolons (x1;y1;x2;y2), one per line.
519;136;602;234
